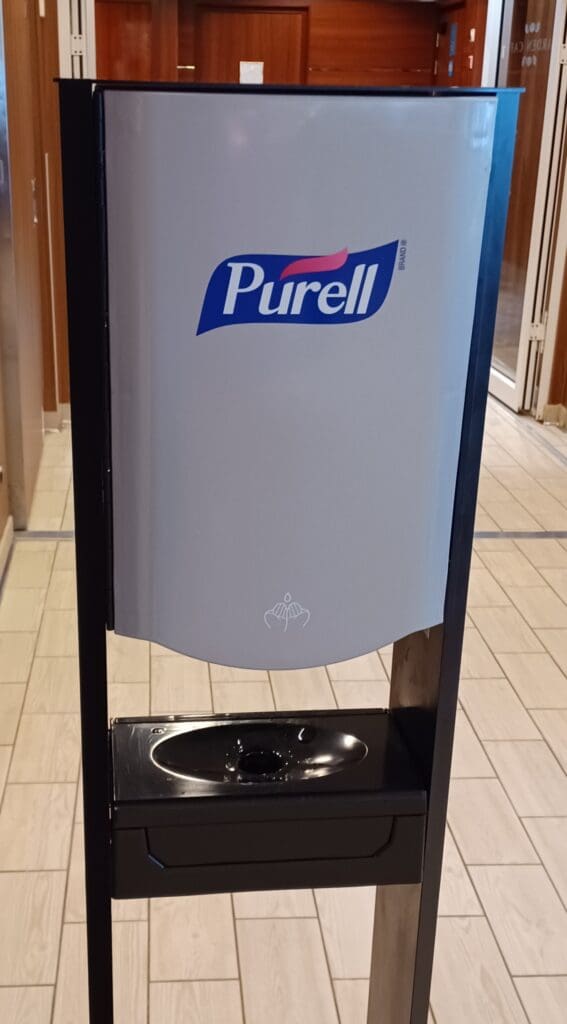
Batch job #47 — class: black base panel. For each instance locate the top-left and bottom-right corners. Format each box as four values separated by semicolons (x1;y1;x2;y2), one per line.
111;709;426;899
113;814;425;898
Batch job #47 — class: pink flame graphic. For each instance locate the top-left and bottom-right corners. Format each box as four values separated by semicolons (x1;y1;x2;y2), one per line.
279;248;349;281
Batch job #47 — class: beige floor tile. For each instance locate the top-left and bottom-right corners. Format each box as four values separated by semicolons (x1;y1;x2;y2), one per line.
477;474;513;504
149;981;243;1024
430;917;529;1023
450;710;494;778
531;709;567;771
53;543;76;571
238;918;339;1024
35;464;72;491
482;501;542;532
331;678;390;708
9;714;81;783
327;651;385;681
64;824;85;923
150;894;238;980
61;493;74;531
474;537;517;551
107;632;149;682
54;921;148;1024
470;865;567;974
5;544;55;588
479;550;543;587
516;538;567;568
53;923;87;1024
0;684;25;743
65;823;146;925
108;682;150;718
233;888;316;917
498;652;567;708
0;783;75;869
507;586;567;629
438;828;482;915
270;668;336;710
541;567;567;603
113;921;148;1024
514;491;567;531
523;818;567;905
212;680;274;713
534;628;567;673
470;607;543;654
448;778;538;864
40;445;72;468
113;896;149;924
474;509;499;531
46;571;77;610
150;656;211;714
27;490;67;531
0;987;53;1024
209;663;268;682
515;977;567;1024
0;871;66;984
0;632;36;682
0;588;46;632
484;740;567;816
0;746;10;800
466;568;509;607
458;679;539;740
36;609;78;657
315;887;374;978
481;441;519;466
489;465;535;490
24;657;80;714
460;629;503;678
334;980;368;1024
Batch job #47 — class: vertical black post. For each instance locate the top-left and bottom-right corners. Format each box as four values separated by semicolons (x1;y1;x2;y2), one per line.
407;89;521;1023
59;80;114;1024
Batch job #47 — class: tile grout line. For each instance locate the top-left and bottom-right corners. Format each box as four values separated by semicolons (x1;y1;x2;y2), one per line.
313;895;343;1024
229;893;247;1024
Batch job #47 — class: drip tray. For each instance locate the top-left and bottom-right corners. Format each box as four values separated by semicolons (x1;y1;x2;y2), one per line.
111;710;427;899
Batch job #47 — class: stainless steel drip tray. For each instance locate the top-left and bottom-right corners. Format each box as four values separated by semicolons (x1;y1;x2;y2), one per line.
111;710;427;898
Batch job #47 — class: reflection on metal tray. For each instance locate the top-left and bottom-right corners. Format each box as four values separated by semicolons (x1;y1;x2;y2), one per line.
151;719;368;784
112;709;425;808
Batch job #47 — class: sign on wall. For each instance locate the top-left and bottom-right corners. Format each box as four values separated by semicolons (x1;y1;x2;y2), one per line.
104;91;496;668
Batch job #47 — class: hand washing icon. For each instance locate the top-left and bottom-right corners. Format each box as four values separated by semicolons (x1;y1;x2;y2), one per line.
264;593;310;632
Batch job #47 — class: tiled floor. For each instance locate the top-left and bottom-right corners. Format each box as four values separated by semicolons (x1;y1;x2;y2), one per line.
2;401;567;1021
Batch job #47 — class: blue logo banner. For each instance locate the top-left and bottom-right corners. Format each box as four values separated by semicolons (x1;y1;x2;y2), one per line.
197;242;399;335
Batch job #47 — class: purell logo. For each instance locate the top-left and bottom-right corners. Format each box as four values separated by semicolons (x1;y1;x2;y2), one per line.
196;243;399;335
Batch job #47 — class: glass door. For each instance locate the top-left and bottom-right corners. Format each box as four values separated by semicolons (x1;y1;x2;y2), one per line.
489;0;565;409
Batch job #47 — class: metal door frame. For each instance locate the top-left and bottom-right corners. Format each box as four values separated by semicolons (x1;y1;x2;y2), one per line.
489;0;567;410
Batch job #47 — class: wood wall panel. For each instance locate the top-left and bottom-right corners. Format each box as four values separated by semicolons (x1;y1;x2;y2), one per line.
307;67;435;87
196;7;307;83
36;0;70;406
178;0;438;86
96;0;153;79
308;1;437;74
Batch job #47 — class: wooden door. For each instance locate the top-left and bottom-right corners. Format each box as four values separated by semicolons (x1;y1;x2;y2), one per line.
436;4;468;85
2;0;45;524
195;6;307;84
96;0;153;79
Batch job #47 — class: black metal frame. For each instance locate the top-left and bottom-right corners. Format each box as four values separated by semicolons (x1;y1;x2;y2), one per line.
59;80;520;1024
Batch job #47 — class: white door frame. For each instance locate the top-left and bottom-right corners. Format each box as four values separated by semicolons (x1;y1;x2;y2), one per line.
537;70;567;419
57;0;96;78
489;0;567;410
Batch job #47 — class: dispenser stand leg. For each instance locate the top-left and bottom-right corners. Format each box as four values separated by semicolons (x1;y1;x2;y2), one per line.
367;883;422;1023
